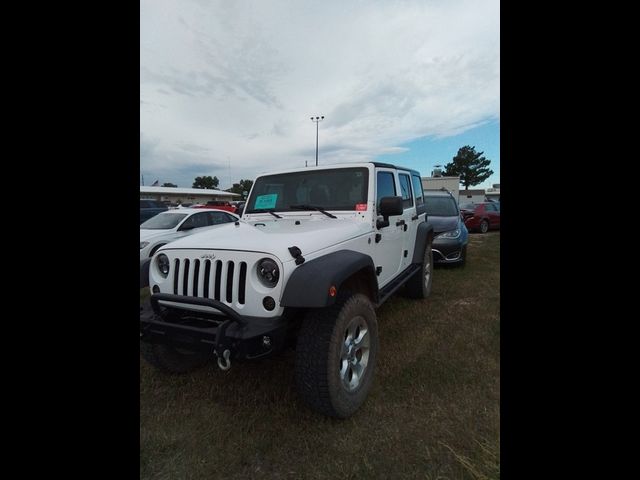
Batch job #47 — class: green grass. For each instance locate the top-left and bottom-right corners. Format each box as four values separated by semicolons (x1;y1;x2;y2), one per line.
140;232;500;479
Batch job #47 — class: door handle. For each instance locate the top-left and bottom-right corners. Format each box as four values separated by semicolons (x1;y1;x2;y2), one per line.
395;219;405;227
411;214;419;221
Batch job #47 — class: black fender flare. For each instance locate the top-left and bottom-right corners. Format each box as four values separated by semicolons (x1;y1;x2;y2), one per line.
140;258;151;289
280;250;377;308
411;220;434;264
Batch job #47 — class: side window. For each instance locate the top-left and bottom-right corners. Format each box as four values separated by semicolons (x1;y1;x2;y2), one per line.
180;216;194;229
207;212;220;225
376;171;396;209
411;174;424;206
398;174;413;209
223;213;237;222
208;211;231;225
184;212;209;229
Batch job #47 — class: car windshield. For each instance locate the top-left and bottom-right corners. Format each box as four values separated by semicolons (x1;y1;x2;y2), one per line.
460;203;476;210
424;196;459;216
140;212;188;229
245;167;369;213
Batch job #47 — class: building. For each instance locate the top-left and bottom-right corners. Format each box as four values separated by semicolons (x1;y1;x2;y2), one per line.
485;184;500;202
140;186;240;205
422;176;460;199
458;189;486;205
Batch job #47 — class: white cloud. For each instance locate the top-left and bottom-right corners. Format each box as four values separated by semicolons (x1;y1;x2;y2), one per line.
140;0;499;187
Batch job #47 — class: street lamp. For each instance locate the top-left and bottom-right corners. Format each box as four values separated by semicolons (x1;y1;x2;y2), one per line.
310;115;324;166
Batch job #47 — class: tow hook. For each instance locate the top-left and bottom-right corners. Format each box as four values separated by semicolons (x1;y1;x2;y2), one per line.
216;349;232;370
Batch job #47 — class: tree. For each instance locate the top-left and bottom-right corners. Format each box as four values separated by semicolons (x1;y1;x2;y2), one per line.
192;176;219;189
443;145;494;190
162;182;178;188
227;179;254;198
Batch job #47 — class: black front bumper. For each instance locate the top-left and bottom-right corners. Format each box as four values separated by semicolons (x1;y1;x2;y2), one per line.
140;293;288;361
432;237;468;264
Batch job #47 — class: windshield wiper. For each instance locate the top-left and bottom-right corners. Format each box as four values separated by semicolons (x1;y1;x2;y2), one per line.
289;204;337;219
247;208;282;218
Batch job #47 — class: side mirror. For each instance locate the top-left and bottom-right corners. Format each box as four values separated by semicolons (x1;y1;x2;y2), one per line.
377;196;403;229
179;223;195;231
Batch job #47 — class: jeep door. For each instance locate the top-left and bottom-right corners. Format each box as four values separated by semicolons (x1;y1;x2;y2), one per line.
373;168;404;287
398;171;426;269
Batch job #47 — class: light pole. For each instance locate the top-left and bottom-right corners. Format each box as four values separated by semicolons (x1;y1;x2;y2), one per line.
310;115;324;166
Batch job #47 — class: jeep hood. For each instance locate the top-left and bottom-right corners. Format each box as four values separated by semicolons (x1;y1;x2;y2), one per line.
159;218;370;262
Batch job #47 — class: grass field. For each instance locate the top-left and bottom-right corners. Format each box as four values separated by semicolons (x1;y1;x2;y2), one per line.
140;232;500;479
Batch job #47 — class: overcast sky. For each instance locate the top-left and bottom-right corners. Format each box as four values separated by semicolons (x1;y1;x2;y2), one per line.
140;0;500;189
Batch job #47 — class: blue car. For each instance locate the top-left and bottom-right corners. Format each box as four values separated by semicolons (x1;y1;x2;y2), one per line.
424;189;469;265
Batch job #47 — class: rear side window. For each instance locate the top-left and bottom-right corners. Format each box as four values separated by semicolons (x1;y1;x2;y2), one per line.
411;175;424;206
207;211;233;225
398;174;413;209
376;171;396;209
182;212;209;229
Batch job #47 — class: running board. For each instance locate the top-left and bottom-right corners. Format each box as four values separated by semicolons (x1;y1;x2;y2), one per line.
375;263;421;307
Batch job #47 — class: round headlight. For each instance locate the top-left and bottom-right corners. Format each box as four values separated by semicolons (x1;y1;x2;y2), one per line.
257;258;279;287
157;254;170;277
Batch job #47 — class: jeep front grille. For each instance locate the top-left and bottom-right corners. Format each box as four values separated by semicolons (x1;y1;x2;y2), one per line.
172;258;247;305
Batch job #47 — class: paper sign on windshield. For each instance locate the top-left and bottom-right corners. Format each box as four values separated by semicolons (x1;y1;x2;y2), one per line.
254;193;278;210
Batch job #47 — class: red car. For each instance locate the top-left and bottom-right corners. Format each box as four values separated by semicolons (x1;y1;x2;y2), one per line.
193;200;238;214
459;202;500;233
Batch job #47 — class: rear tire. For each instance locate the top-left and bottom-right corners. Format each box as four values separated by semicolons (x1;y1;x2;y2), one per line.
140;342;210;374
405;242;433;299
295;292;378;418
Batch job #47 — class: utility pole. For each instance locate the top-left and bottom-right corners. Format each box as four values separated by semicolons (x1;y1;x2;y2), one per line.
310;116;324;166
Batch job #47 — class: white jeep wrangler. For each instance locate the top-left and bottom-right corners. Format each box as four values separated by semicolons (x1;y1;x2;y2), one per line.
140;162;434;418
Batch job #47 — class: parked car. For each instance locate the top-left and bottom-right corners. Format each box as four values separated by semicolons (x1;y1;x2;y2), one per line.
140;199;168;224
232;201;246;215
140;208;239;261
424;189;469;265
194;200;238;214
459;202;501;233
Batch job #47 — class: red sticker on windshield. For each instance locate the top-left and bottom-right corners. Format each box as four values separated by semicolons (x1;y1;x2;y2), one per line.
355;203;367;211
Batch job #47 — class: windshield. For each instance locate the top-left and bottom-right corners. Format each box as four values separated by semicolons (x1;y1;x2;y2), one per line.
459;203;476;210
140;212;188;229
424;196;459;216
245;167;369;213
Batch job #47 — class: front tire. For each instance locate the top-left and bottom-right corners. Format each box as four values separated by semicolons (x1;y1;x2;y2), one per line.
295;292;378;418
459;244;467;267
406;242;433;299
479;219;489;233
